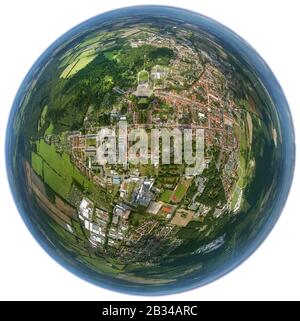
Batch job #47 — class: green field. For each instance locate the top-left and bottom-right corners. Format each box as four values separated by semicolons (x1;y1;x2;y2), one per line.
36;139;71;176
45;214;120;276
104;50;120;61
37;140;88;189
230;120;252;210
231;187;243;212
33;139;107;203
60;54;97;79
43;162;70;199
86;138;96;147
72;220;87;240
31;152;43;177
82;256;120;275
237;153;246;189
160;189;173;203
40;105;48;127
138;70;149;83
45;122;53;135
236;125;247;188
129;211;148;227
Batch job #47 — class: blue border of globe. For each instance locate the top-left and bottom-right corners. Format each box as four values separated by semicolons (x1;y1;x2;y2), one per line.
5;5;295;295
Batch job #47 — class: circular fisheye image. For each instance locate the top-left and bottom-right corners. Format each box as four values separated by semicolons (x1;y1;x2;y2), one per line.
6;6;295;295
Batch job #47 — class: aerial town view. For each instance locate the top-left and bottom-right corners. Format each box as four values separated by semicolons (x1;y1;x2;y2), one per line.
7;8;283;293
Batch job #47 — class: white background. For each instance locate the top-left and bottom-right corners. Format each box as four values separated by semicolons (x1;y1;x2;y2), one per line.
0;0;299;301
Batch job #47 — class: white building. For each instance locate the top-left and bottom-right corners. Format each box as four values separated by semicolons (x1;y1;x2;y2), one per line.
79;198;94;220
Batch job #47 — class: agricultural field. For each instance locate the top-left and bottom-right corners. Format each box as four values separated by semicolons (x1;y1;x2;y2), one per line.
8;14;282;293
39;105;48;127
32;139;111;207
60;53;97;79
31;152;43;177
230;118;254;211
43;162;70;200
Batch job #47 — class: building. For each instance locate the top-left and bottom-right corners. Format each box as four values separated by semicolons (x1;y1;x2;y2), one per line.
134;83;153;98
133;178;155;207
113;203;131;220
78;198;94;221
147;201;162;214
151;65;168;80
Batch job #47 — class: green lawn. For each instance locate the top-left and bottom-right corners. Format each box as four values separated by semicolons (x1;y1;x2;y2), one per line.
160;189;173;203
86;138;96;147
138;70;149;83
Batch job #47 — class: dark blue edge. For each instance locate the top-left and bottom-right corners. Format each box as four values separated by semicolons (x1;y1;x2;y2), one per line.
5;5;296;296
